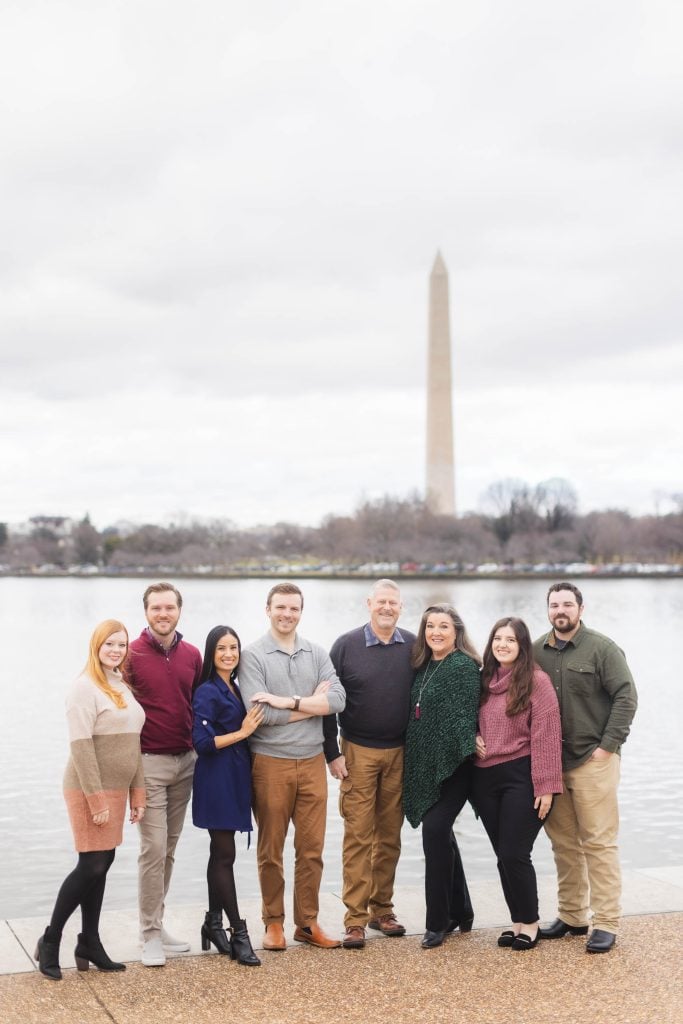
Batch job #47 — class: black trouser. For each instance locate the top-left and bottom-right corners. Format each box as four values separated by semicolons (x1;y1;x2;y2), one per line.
471;756;548;924
421;761;473;932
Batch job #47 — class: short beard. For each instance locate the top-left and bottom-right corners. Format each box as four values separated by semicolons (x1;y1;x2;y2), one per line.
553;618;576;635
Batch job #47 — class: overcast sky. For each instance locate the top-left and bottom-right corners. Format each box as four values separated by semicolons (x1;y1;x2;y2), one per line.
1;0;681;529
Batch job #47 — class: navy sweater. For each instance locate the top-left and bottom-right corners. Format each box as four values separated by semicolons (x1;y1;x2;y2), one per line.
323;625;416;761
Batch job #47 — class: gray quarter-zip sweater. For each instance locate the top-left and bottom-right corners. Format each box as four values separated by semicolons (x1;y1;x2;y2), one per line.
239;631;346;759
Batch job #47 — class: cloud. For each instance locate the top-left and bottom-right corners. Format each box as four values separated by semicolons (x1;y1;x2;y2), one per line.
1;0;681;523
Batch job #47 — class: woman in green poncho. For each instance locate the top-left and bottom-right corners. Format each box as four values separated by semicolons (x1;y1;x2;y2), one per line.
403;604;481;949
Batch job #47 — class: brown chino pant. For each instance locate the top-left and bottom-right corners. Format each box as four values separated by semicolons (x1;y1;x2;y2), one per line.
251;752;327;928
339;740;404;927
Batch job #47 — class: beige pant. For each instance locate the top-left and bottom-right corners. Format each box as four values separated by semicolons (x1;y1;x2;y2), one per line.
251;752;327;928
138;751;195;940
339;740;404;928
544;753;621;933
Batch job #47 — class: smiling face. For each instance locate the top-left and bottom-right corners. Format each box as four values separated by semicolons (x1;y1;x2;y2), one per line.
98;630;128;671
491;624;520;666
214;633;240;682
145;590;181;641
424;612;457;660
367;585;402;639
548;589;584;638
267;591;303;640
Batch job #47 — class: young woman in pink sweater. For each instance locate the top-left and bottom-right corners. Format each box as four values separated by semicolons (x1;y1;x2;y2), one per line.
472;617;562;950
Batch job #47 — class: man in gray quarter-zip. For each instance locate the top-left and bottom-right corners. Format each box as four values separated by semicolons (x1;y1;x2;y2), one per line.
534;582;637;954
239;582;346;953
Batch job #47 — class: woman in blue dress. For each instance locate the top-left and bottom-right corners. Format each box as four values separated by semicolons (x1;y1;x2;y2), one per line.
192;624;264;966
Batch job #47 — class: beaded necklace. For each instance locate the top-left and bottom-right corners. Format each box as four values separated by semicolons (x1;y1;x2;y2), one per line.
414;650;454;720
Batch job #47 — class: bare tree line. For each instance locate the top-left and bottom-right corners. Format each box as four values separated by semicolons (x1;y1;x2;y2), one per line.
2;478;681;573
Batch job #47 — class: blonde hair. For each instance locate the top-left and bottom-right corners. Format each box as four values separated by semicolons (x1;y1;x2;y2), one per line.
84;619;129;709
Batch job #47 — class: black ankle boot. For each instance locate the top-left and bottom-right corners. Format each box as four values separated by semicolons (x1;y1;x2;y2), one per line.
34;927;62;980
201;911;231;955
230;921;261;966
74;933;126;972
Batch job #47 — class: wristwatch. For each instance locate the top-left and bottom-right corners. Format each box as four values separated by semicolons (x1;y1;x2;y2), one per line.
292;695;301;711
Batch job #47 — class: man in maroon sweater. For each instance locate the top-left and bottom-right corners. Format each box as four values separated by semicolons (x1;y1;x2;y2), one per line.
126;582;203;967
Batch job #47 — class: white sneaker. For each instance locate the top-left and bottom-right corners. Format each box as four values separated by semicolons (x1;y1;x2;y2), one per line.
141;937;166;967
160;927;190;953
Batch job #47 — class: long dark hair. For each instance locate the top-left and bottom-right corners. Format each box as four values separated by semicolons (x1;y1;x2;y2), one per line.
480;617;535;716
411;604;482;671
197;624;242;692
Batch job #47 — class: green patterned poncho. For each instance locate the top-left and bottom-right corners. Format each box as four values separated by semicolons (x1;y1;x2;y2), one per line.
403;650;481;828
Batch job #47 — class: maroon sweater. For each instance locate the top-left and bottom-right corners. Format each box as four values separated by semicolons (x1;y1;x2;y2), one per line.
126;629;202;754
475;667;563;797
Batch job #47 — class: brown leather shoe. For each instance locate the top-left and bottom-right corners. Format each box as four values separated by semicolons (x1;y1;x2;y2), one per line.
262;923;286;951
368;913;406;937
342;926;366;949
293;923;341;949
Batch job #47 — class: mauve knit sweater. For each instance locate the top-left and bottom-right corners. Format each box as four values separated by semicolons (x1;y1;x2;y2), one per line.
475;667;563;797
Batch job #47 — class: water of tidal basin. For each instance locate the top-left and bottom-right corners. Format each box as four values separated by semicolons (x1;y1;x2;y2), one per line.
0;576;679;920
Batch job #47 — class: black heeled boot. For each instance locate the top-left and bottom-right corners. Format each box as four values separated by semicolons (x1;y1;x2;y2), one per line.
34;927;62;980
230;921;261;966
201;911;232;955
74;933;126;971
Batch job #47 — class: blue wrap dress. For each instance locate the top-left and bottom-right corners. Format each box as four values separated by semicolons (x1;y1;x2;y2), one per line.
192;674;253;833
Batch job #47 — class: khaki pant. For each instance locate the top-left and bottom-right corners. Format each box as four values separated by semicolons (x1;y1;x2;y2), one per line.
339;740;404;928
251;752;327;928
544;753;621;933
138;751;195;940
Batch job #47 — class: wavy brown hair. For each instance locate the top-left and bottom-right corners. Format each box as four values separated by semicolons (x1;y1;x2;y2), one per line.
411;604;482;670
84;619;129;709
480;617;535;717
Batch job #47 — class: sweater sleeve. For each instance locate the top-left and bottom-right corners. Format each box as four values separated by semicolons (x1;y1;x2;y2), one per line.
530;671;564;797
65;681;109;815
315;647;346;715
238;648;291;726
129;749;146;809
324;637;343;760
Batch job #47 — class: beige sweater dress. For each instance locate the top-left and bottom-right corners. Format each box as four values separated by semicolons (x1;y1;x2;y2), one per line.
62;670;146;852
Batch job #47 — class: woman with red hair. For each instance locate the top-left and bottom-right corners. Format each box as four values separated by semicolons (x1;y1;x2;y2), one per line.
35;620;146;980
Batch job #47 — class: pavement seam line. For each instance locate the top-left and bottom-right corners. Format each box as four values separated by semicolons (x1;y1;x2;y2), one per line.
79;974;120;1023
4;921;38;970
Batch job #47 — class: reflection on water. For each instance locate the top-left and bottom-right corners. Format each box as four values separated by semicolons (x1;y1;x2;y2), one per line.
1;577;681;919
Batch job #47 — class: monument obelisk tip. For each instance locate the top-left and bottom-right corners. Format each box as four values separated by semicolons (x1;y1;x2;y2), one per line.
431;250;448;276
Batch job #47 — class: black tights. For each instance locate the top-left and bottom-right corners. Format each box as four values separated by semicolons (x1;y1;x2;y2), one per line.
48;849;116;940
207;830;241;928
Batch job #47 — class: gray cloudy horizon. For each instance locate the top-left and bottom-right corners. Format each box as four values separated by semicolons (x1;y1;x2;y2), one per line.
1;0;682;530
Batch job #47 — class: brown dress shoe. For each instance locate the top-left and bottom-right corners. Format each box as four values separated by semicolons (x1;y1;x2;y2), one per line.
342;926;366;949
262;923;286;951
293;923;341;949
368;913;406;937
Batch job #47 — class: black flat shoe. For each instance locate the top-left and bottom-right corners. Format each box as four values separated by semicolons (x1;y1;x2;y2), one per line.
497;930;516;948
540;918;589;939
511;930;540;951
446;914;474;934
421;929;447;948
586;929;616;953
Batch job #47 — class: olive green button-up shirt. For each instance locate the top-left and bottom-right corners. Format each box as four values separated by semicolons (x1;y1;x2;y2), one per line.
533;623;637;771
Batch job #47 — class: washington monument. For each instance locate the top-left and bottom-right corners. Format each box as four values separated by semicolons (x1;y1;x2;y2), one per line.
426;251;455;515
